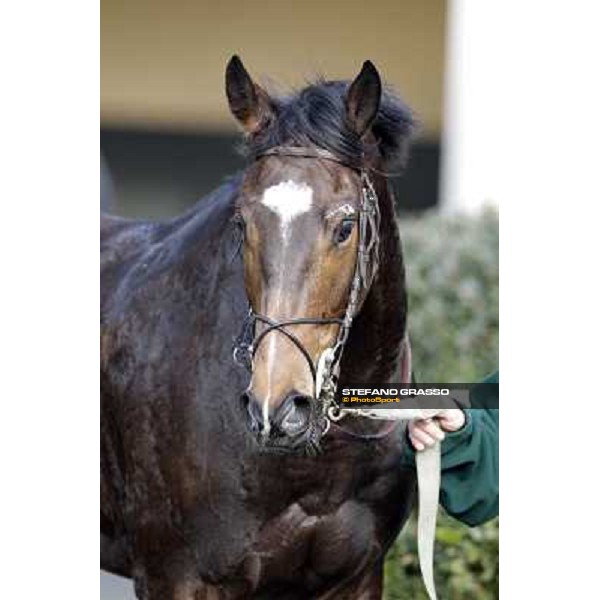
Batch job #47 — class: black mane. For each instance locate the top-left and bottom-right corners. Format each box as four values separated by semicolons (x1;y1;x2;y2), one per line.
244;80;416;173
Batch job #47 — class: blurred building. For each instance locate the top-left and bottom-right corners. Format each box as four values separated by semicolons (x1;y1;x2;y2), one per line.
101;0;447;218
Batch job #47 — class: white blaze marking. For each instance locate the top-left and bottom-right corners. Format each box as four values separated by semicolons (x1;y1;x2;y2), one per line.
262;393;271;437
258;180;313;429
261;180;313;239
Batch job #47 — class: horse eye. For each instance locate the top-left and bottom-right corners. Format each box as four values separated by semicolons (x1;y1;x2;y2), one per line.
333;219;355;245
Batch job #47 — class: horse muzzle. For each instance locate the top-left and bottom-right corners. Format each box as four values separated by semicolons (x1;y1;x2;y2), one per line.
240;390;320;452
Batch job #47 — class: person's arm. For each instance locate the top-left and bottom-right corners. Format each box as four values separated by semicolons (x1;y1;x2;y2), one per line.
440;407;498;526
402;373;499;527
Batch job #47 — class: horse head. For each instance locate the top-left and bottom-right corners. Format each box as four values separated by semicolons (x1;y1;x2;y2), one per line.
226;56;413;453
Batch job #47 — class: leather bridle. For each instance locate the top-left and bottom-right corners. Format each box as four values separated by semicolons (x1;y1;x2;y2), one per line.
233;145;381;423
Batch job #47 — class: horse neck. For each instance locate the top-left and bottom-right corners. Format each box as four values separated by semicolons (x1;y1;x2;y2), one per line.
341;175;407;382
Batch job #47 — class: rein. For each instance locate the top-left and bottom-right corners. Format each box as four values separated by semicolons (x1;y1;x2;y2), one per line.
328;417;400;441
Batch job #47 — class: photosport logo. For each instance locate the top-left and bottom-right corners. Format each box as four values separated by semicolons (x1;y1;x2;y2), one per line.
334;383;499;410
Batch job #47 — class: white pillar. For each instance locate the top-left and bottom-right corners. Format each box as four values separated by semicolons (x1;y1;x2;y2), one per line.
440;0;504;213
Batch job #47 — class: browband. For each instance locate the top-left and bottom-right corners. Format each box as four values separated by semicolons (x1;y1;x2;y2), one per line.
255;146;363;172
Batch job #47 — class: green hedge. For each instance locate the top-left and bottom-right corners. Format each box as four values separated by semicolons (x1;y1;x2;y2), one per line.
383;208;499;599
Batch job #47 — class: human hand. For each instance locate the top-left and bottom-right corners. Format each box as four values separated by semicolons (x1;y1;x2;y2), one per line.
408;409;466;451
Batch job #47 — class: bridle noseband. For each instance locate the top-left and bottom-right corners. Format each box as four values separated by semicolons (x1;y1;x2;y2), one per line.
233;145;381;426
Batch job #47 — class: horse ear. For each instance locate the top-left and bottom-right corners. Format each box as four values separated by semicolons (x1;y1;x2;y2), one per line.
225;55;274;134
345;60;382;137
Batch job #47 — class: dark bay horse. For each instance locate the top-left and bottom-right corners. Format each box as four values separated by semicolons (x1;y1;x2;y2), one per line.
101;56;416;599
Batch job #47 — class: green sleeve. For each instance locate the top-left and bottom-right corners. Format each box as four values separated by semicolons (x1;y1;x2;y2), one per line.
437;406;499;526
402;372;499;527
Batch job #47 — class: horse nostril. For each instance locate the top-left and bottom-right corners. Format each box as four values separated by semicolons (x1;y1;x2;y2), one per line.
241;391;263;433
278;393;311;435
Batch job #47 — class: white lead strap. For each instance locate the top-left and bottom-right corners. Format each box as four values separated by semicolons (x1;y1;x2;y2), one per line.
416;442;440;600
334;407;441;600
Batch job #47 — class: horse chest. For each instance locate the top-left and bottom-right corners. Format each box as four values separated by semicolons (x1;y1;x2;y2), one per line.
238;497;378;593
200;445;413;594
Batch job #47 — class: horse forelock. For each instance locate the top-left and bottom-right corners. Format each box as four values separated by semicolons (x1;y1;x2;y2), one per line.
239;80;416;175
